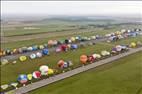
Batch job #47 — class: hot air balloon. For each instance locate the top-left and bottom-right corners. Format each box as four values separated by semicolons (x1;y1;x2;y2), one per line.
67;61;73;67
39;65;49;75
57;60;65;68
1;59;9;65
87;55;95;63
92;54;101;59
60;44;68;51
17;74;28;84
27;74;33;81
48;69;54;75
56;47;62;53
19;56;27;62
115;45;122;52
48;40;54;46
36;52;42;58
101;51;110;56
71;44;78;49
63;62;68;68
10;82;18;89
71;37;76;42
1;84;9;90
39;45;44;50
27;47;33;51
42;49;49;55
80;55;88;64
32;71;41;79
32;45;38;51
130;42;136;48
30;53;36;59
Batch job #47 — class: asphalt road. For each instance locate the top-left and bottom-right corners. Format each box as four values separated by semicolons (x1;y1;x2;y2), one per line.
1;38;107;61
5;47;142;94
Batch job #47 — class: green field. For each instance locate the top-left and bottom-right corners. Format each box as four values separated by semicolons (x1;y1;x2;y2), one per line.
1;43;113;85
1;22;142;93
29;51;142;94
1;36;141;85
2;23;141;50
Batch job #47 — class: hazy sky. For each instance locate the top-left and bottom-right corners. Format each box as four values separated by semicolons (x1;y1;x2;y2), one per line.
1;1;142;16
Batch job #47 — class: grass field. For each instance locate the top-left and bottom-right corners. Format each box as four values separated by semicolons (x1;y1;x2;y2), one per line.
1;43;113;85
29;51;142;94
2;23;141;49
1;27;113;49
1;36;141;85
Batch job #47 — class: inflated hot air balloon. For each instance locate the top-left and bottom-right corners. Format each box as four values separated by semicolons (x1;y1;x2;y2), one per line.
6;49;11;55
27;74;33;81
42;49;49;55
71;44;78;49
22;47;28;53
67;61;73;67
19;56;27;62
92;54;101;59
60;44;68;51
10;82;18;89
1;59;9;65
48;69;54;75
27;47;33;51
53;40;58;46
87;55;95;63
1;84;9;90
91;36;96;40
39;65;49;75
36;52;42;58
71;37;76;42
80;55;88;64
115;45;122;52
130;42;136;48
0;50;3;56
57;60;65;68
65;39;69;44
101;51;110;56
13;49;18;54
17;74;28;84
48;40;54;46
32;71;41;79
30;54;36;59
56;47;62;53
39;45;44;50
32;45;38;51
12;61;17;64
63;62;68;68
111;47;117;54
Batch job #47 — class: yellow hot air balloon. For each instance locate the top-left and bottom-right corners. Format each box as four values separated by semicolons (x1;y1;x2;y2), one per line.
19;56;27;62
71;37;76;42
130;42;136;48
48;69;54;75
27;74;33;80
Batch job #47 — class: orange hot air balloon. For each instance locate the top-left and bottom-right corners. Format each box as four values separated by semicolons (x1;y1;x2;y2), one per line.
80;55;88;64
48;40;54;46
57;60;65;68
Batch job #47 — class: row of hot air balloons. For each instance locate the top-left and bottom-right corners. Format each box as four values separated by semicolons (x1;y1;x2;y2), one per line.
1;41;142;92
1;60;74;91
19;48;49;62
79;42;142;64
1;65;54;91
1;41;142;66
0;35;98;57
106;28;142;42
